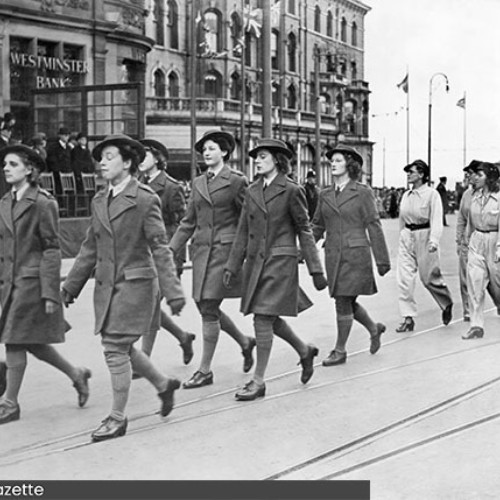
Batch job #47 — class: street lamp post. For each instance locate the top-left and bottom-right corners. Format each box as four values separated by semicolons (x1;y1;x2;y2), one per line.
427;72;449;184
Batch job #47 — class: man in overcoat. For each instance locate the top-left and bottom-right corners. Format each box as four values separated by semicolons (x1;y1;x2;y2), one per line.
62;135;185;442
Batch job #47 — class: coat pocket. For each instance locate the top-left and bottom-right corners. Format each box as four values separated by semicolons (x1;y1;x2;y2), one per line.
124;267;157;280
269;246;298;257
220;233;235;244
18;266;40;278
347;238;369;248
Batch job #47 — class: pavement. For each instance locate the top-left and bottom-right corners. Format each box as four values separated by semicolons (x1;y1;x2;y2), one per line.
2;213;500;499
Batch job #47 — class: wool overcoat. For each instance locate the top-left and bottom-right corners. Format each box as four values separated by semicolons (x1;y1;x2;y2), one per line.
312;181;390;298
63;177;184;336
0;187;67;343
169;165;248;302
225;174;324;317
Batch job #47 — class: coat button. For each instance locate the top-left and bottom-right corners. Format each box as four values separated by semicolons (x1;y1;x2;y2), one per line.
259;252;264;258
97;280;102;285
249;234;254;239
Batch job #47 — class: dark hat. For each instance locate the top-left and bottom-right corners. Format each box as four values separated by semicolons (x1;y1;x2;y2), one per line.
58;126;71;136
439;176;447;182
404;159;429;177
325;144;363;165
248;138;293;159
476;161;500;181
306;170;316;178
92;134;146;163
140;139;169;161
463;160;481;173
0;144;46;172
195;130;235;156
76;132;87;140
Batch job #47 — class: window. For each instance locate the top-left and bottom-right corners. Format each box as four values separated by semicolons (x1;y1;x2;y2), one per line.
230;72;241;100
204;70;222;98
288;0;296;15
231;12;243;57
167;71;179;97
9;36;33;102
272;81;280;107
204;10;222;53
245;32;252;66
287;84;297;109
314;5;321;32
288;33;296;72
351;22;357;46
271;30;279;70
341;17;347;42
153;69;166;97
320;93;331;114
167;0;179;50
351;61;357;81
154;0;165;46
326;10;333;37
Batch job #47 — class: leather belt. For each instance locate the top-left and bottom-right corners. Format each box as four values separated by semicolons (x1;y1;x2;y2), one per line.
475;228;498;233
405;222;430;231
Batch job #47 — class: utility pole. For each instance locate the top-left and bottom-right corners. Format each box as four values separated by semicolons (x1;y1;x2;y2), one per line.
261;0;272;137
189;0;197;181
239;0;246;173
314;45;321;179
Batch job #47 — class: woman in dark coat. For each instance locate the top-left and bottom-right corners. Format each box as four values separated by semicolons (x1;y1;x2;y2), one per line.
224;139;328;401
0;145;91;425
312;145;391;366
169;130;256;389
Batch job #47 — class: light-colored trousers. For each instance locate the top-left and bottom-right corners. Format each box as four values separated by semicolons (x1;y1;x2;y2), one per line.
467;231;500;328
458;244;470;317
397;229;453;317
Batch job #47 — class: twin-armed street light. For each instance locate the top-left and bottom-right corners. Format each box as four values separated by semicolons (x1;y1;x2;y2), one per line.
427;72;449;183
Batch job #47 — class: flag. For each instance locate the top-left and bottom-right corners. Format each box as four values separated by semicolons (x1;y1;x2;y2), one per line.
456;95;466;109
244;6;262;38
397;73;409;93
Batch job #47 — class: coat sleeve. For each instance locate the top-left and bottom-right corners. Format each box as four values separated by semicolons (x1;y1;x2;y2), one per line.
39;197;62;303
289;185;324;275
456;192;468;245
233;174;249;214
363;188;391;267
169;187;197;253
169;183;186;225
225;194;250;275
62;222;98;299
144;194;185;303
311;192;326;242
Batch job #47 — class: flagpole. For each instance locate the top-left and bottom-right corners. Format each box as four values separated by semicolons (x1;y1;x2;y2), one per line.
463;91;467;167
262;1;272;136
406;67;410;164
240;0;246;173
189;0;197;182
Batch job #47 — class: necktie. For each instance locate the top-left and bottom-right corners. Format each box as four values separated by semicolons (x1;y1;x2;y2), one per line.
335;185;341;195
108;189;114;207
263;183;268;191
144;175;151;184
207;171;215;182
12;191;17;208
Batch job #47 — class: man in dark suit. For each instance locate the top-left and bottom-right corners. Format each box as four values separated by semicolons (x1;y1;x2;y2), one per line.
71;132;94;192
46;126;72;194
436;176;449;226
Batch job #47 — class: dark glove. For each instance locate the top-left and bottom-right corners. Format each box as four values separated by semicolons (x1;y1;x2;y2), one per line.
169;297;185;316
223;270;234;289
377;263;391;277
61;288;75;308
312;273;328;291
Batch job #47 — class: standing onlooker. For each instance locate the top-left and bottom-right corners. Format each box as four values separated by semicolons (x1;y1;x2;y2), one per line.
0;123;12;198
224;139;327;400
396;160;453;332
71;132;94;193
31;133;48;161
46;126;72;194
436;176;449;227
62;135;185;441
313;145;390;366
0;145;91;425
169;130;256;389
304;170;320;220
387;187;399;218
463;162;500;339
136;138;195;366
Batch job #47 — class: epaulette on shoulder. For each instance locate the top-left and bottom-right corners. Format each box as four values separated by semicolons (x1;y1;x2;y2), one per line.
38;188;55;200
138;183;156;194
165;173;182;184
230;168;245;176
356;181;370;190
287;176;299;186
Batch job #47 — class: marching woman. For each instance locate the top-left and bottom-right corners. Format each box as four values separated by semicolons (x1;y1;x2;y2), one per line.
463;162;500;339
396;160;453;332
169;130;256;389
136;139;195;366
312;145;390;366
224;138;328;401
0;145;91;425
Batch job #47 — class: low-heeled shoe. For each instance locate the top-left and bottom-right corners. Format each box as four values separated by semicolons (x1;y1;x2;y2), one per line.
235;380;266;401
158;378;181;417
183;370;214;389
91;416;128;442
370;323;386;354
0;401;20;425
299;345;319;384
462;327;484;340
442;303;453;326
395;317;415;332
242;337;256;373
322;350;347;366
0;361;6;398
73;367;92;408
181;333;196;365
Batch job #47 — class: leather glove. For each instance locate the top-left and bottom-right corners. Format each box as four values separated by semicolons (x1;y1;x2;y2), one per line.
223;270;234;289
169;297;186;316
61;288;75;308
377;263;391;277
312;273;328;291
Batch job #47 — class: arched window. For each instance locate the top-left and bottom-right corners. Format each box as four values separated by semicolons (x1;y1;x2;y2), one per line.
230;72;241;100
204;10;222;53
351;21;357;46
351;61;357;81
288;33;297;72
344;99;357;134
314;5;321;32
153;69;165;97
320;93;331;114
245;32;252;66
288;0;296;15
167;0;179;50
301;144;315;181
154;0;165;46
362;99;369;136
271;30;279;70
167;71;179;97
341;17;347;42
230;12;243;57
287;84;297;109
272;81;280;107
204;70;222;98
326;10;333;37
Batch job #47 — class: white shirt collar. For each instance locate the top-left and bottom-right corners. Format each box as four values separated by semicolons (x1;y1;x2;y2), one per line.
12;182;30;200
148;170;161;182
334;179;349;192
59;140;67;149
109;175;132;197
207;163;224;179
263;171;279;187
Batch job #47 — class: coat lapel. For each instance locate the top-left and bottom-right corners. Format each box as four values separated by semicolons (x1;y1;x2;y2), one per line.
149;171;167;193
264;173;287;204
208;165;231;195
248;178;267;213
93;190;113;235
0;194;13;234
109;178;138;221
321;186;339;214
13;186;37;222
195;174;212;205
337;180;359;208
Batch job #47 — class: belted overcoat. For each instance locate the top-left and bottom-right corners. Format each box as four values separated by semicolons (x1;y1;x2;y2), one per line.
312;181;390;298
0;186;67;343
225;174;323;317
169;165;248;302
63;177;184;336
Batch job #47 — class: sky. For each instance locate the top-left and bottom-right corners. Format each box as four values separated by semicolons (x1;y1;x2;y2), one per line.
363;0;500;188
